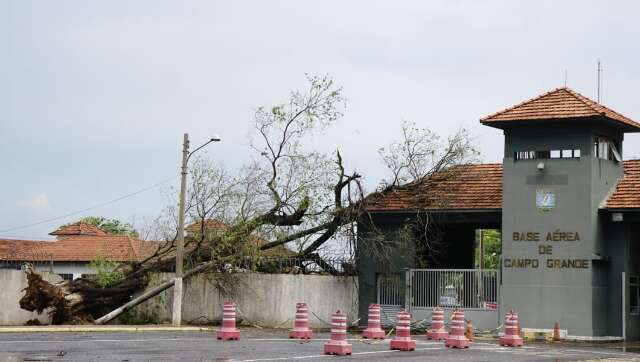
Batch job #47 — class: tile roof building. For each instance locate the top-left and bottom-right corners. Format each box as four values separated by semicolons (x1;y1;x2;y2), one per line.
0;223;156;280
49;221;109;238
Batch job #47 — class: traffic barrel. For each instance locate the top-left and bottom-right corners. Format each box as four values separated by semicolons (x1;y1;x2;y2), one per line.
427;308;449;340
362;303;385;339
499;310;523;347
216;300;240;341
389;310;416;351
289;302;313;339
444;309;470;349
324;310;352;356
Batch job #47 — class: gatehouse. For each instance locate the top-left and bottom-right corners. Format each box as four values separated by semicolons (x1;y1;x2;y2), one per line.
358;87;640;339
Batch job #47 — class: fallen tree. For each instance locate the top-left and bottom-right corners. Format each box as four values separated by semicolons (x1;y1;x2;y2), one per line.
19;75;479;324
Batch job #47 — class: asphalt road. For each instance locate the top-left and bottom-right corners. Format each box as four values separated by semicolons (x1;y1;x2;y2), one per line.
0;329;639;362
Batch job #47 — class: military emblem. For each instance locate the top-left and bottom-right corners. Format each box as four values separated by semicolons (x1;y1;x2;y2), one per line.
536;189;555;213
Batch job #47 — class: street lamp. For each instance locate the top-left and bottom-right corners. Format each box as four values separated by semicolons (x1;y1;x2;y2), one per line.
173;133;221;327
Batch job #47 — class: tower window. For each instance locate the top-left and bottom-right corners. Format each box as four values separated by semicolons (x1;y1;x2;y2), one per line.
515;149;581;161
594;137;622;162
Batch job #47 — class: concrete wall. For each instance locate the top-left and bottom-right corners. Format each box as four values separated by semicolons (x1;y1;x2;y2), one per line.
0;269;62;325
132;273;358;328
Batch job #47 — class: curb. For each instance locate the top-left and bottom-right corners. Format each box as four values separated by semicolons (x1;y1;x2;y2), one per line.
0;325;215;333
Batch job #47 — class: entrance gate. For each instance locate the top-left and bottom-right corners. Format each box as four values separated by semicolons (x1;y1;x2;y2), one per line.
377;269;500;331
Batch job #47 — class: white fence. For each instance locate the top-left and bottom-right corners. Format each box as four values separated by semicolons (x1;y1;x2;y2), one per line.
377;269;500;330
411;269;498;310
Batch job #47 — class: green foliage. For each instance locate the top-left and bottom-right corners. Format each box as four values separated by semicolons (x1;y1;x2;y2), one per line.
477;229;501;269
78;216;139;237
88;253;124;288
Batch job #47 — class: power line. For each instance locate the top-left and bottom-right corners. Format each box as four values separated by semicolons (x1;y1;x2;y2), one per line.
0;176;177;234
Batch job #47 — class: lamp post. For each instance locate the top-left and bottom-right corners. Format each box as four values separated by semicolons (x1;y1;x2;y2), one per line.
173;133;221;327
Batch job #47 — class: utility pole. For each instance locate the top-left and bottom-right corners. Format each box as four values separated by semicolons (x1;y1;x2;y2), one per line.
173;133;189;327
171;133;220;326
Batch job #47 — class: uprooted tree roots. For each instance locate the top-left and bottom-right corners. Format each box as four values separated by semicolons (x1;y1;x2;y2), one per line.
20;265;147;324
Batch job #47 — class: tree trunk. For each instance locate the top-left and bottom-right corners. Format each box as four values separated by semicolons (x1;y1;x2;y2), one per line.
94;262;211;324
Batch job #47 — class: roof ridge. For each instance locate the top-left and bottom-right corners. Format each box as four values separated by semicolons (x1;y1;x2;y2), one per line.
480;87;566;122
562;87;606;116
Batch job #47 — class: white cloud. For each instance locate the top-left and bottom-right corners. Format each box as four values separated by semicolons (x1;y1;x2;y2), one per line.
17;194;51;211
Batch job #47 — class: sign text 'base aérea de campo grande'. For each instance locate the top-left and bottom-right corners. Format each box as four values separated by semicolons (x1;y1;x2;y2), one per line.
504;230;589;269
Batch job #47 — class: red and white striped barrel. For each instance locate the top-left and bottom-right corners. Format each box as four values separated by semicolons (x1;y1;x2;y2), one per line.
444;309;470;348
427;307;449;340
389;310;415;351
330;310;347;341
324;310;352;355
499;310;523;347
216;300;240;341
362;303;385;339
289;302;313;339
222;301;237;329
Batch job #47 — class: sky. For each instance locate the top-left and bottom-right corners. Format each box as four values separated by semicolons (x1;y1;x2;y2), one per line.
2;1;640;240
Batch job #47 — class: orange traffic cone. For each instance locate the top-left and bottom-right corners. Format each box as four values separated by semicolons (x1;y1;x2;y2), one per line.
465;320;474;342
553;322;561;342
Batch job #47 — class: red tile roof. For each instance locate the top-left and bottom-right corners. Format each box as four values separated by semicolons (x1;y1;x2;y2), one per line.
604;160;640;209
365;164;503;212
481;87;640;131
186;219;226;234
49;221;109;237
366;161;640;212
0;235;156;262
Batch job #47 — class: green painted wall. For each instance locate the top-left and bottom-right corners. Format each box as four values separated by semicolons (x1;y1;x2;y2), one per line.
500;121;625;336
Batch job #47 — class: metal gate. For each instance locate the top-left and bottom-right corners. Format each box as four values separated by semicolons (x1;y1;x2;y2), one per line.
377;269;500;330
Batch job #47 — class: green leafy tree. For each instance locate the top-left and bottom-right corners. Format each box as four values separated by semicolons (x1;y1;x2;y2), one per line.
88;253;124;288
80;216;139;237
476;229;501;269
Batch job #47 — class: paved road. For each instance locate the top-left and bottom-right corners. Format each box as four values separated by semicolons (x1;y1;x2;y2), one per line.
0;329;639;362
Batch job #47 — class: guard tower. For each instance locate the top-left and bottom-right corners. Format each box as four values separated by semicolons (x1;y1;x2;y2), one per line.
481;87;640;336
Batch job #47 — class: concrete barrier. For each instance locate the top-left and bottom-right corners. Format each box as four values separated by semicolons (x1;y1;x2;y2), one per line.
132;272;359;328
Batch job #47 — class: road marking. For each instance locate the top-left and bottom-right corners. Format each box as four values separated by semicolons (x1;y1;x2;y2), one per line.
236;347;442;361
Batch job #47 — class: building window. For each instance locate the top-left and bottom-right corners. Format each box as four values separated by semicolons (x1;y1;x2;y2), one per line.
595;137;622;162
58;273;73;281
631;276;640;315
515;149;581;161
